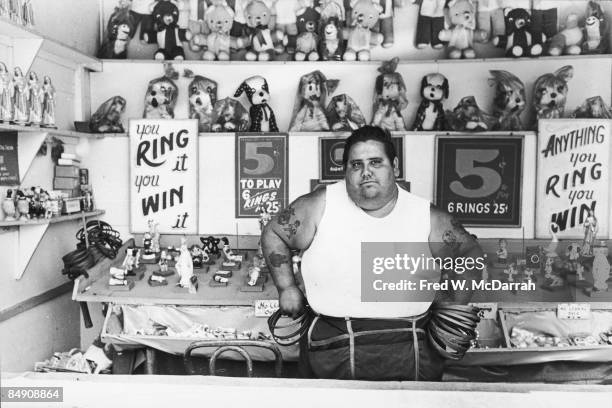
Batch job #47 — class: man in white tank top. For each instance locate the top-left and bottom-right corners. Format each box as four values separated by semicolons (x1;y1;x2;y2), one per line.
262;126;484;381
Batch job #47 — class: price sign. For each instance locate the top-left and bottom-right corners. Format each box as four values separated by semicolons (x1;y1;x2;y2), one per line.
236;134;288;218
255;299;279;317
470;302;498;320
557;303;591;320
435;136;523;227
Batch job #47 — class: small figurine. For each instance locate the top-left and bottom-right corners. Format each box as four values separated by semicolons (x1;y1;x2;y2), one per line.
148;219;160;254
97;3;135;59
234;76;278;132
503;263;518;282
0;62;12;122
243;0;283;61
158;251;169;274
582;1;609;54
2;189;16;221
488;70;526;131
547;14;583;56
446;96;494;132
191;3;242;61
144;1;192;60
142;231;155;260
247;264;261;286
532;66;573;126
319;17;344;61
496;238;508;264
481;253;488;283
523;268;535;284
543;256;563;287
565;243;581;272
582;209;598;256
289;70;338;132
188;75;217;132
15;191;29;221
326;94;366;132
572;96;612;119
26;71;43;126
122;248;141;275
413;0;446;49
211;97;250;132
109;266;129;287
493;8;544;58
12;67;28;125
343;0;383;61
143;76;178;119
438;0;487;59
176;237;194;288
200;236;221;257
294;7;320;61
576;262;586;282
190;245;204;268
412;73;448;131
41;76;56;128
371;58;408;131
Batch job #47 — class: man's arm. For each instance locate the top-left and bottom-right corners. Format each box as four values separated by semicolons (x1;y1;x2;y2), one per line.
428;205;484;304
261;188;325;315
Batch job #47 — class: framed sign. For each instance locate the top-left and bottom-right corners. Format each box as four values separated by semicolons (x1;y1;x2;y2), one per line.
129;119;198;234
536;119;610;238
319;135;404;181
236;134;288;218
0;131;19;185
435;135;523;227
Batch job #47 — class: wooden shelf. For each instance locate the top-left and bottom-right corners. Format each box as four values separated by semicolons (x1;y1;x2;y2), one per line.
0;124;121;139
0;210;105;228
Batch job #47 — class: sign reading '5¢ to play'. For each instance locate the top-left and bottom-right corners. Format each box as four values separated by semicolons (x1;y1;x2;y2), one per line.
236;134;288;218
435;136;523;227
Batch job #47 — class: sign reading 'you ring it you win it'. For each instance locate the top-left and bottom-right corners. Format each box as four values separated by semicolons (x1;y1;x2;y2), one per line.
236;134;288;218
129;119;198;234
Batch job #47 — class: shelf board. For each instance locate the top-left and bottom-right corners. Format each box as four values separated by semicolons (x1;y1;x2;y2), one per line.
0;210;105;228
0;124;120;139
0;16;101;72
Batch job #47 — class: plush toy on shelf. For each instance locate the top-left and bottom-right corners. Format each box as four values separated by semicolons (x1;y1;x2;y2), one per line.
371;58;408;131
438;0;487;59
326;94;366;131
476;0;505;44
532;65;573;125
319;17;344;60
187;75;217;132
41;76;56;128
372;0;402;48
143;76;178;118
234;76;279;132
243;0;284;61
211;97;250;132
26;71;43;126
445;96;494;132
582;1;609;54
294;6;321;61
572;96;612;119
90;96;127;133
488;70;526;131
493;8;544;58
129;0;159;42
547;13;584;56
12;66;28;126
272;0;303;55
191;3;243;60
289;70;338;132
531;0;557;47
412;73;448;131
318;0;345;22
343;0;383;61
98;3;135;59
144;0;192;60
0;62;12;123
412;0;446;49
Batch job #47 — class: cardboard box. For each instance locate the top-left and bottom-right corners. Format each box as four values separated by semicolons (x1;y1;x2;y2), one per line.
54;177;80;190
54;165;80;178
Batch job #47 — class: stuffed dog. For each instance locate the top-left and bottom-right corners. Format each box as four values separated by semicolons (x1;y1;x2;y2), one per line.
533;65;573;125
143;76;178;118
234;76;279;132
89;96;127;133
211;97;251;132
489;70;526;131
188;75;217;132
446;96;494;132
243;0;283;61
371;58;408;131
572;96;612;119
326;94;366;131
289;71;338;131
412;73;448;131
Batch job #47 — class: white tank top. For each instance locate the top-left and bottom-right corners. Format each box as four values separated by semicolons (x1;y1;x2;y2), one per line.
301;180;435;318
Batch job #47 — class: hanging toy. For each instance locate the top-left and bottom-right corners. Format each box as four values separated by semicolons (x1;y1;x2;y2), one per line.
371;58;408;131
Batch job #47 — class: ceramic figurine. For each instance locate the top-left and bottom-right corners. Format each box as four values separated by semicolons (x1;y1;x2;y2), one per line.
176;237;194;288
200;236;221;257
144;1;192;60
582;209;598;256
533;65;573;126
496;238;508;264
188;75;217;132
343;0;383;61
289;71;338;132
122;248;140;275
143;76;178;119
412;73;448;131
159;251;169;273
16;192;29;221
2;189;16;221
221;237;239;262
543;256;563;287
26;71;43;126
247;264;261;286
90;96;126;133
371;58;408;131
438;0;487;59
565;243;581;272
41;76;56;128
234;76;278;132
489;70;526;131
22;0;33;26
190;245;204;268
503;263;518;282
326;94;366;132
142;231;154;260
12;67;28;125
0;62;12;122
148;219;160;254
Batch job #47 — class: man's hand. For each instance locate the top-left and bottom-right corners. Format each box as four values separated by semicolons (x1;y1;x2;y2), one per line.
279;286;306;317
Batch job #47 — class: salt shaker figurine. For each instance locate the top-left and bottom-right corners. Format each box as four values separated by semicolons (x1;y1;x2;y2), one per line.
496;239;508;264
247;264;261;286
176;237;194;288
582;210;598;256
0;62;12;122
2;189;16;221
27;71;43;126
12;67;28;125
41;76;56;128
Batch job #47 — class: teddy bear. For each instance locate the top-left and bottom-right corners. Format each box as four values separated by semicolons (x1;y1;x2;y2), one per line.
295;7;321;61
243;0;284;61
493;8;544;58
548;14;583;56
319;16;344;60
582;1;609;54
343;0;383;61
191;3;243;60
144;0;192;60
272;0;310;54
412;0;446;49
231;0;275;37
438;0;487;59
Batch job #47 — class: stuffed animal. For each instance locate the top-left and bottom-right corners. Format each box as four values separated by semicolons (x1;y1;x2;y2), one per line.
326;94;366;131
371;58;408;131
185;0;208;51
289;70;338;131
188;75;217;132
438;0;487;59
231;0;275;37
493;8;543;58
272;0;303;54
89;96;127;133
476;0;505;42
445;96;494;132
144;1;192;60
295;7;321;61
234;76;279;132
547;14;583;56
191;3;242;60
129;0;159;42
582;1;609;54
241;0;284;60
318;0;345;22
372;0;401;48
532;65;573;125
412;0;446;49
531;0;557;46
488;70;526;131
412;73;448;131
572;96;612;119
98;4;135;59
211;97;251;132
143;76;178;118
343;0;383;61
319;16;344;60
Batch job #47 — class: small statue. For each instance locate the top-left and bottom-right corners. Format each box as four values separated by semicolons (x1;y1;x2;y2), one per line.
221;237;240;263
496;238;508;264
247;264;261;286
122;248;140;275
41;76;56;128
0;62;12;122
523;268;535;284
26;71;43;126
2;189;16;221
142;231;154;260
159;251;169;273
591;241;610;293
176;237;194;288
576;262;585;282
503;263;518;282
12;67;28;125
582;209;598;256
190;245;204;268
544;256;564;287
147;219;160;254
90;96;126;133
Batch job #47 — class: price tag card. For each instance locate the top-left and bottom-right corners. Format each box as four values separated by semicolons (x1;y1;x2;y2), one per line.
470;303;498;320
557;303;591;320
255;299;279;317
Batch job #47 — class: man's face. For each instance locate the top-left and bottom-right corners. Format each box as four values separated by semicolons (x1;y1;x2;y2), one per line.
345;140;399;211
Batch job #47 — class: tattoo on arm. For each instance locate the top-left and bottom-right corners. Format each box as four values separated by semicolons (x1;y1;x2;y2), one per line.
269;252;290;268
282;220;301;239
276;206;301;240
277;207;296;226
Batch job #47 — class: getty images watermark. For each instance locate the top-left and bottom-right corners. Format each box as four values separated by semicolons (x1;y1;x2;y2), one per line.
361;242;537;303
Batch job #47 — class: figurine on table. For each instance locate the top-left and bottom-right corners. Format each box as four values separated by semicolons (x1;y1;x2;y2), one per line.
190;245;204;268
157;251;171;276
148;219;160;254
221;237;241;263
176;237;195;290
142;231;154;260
503;263;518;282
27;71;43;126
543;256;564;287
565;243;581;272
496;239;508;264
588;241;610;295
122;248;141;276
582;210;598;256
247;264;261;286
523;268;535;284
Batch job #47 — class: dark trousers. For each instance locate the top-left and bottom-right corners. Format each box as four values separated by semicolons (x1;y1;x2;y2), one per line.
415;15;445;47
130;11;154;41
531;8;558;42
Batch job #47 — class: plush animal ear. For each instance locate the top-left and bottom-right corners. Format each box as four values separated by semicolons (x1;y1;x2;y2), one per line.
420;75;428;93
442;77;449;99
327;79;339;95
262;78;270;94
555;65;574;83
504;7;512;17
234;81;248;97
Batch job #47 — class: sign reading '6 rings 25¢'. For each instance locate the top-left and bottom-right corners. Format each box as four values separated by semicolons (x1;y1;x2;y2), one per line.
236;134;288;218
435;136;523;227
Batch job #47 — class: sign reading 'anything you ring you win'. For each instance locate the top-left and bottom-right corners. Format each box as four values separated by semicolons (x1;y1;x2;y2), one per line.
236;134;288;218
129;119;198;234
